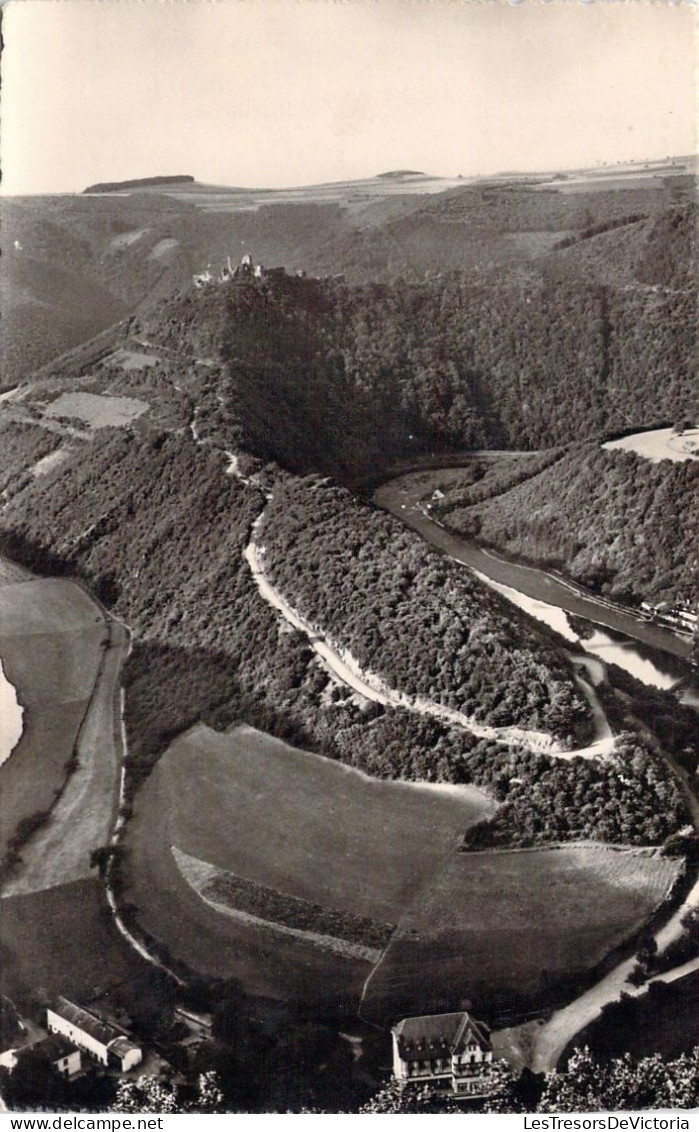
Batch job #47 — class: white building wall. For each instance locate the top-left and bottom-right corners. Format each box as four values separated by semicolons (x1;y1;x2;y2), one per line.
46;1009;108;1065
120;1047;143;1071
56;1050;82;1077
392;1034;408;1079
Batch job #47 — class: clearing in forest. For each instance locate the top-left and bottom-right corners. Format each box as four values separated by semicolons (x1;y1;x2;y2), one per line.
43;391;149;429
123;724;680;1020
602;427;699;464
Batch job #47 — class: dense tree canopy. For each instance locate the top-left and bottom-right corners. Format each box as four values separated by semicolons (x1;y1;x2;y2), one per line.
434;444;698;608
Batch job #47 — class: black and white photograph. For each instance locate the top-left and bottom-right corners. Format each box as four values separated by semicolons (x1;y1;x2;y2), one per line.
0;0;696;1116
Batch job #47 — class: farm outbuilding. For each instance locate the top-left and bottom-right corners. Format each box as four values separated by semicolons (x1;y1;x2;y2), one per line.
1;1035;82;1078
47;997;142;1073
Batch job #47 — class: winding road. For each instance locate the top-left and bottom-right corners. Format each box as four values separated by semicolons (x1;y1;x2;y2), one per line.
527;876;699;1074
245;512;612;759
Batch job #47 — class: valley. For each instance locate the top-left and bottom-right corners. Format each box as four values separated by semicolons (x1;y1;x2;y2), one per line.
0;157;696;1113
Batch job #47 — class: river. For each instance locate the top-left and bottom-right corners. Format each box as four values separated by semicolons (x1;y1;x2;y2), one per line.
374;477;697;705
0;659;23;769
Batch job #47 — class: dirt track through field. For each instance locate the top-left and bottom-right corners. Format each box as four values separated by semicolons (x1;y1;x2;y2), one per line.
2;616;127;897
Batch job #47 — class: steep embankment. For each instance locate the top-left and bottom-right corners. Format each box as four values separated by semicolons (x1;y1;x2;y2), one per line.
430;444;698;610
138;263;695;484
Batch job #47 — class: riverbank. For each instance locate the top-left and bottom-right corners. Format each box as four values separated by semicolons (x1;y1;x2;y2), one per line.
374;477;694;676
0;573;107;866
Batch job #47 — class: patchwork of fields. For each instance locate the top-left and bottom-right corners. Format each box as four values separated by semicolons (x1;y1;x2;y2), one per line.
123;724;680;1023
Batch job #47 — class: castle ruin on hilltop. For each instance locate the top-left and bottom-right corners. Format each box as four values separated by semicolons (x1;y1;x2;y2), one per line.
193;252;266;289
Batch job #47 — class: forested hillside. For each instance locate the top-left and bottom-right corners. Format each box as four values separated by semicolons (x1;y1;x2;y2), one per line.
258;477;588;739
138;264;694;480
0;420;687;848
3;175;693;386
431;444;698;608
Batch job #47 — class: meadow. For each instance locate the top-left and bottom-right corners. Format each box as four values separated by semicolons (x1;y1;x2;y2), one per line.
43;391;149;430
122;724;679;1023
122;724;493;1010
362;845;681;1024
0;578;106;861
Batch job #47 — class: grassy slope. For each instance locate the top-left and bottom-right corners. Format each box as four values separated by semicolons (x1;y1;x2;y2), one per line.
121;724;680;1022
363;847;681;1024
121;725;491;1009
0;580;106;859
125;724;492;920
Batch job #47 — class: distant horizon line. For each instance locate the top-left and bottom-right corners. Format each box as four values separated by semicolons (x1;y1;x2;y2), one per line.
2;152;696;198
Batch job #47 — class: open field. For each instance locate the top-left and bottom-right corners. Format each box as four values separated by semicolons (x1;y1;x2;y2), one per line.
0;579;106;861
362;845;681;1024
128;724;492;919
602;427;699;464
104;348;159;371
0;878;172;1021
43;391;149;429
3;620;128;897
123;725;679;1022
123;724;493;1009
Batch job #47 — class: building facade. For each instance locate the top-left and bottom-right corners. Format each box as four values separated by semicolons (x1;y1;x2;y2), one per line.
392;1010;499;1096
47;998;142;1073
1;1035;81;1078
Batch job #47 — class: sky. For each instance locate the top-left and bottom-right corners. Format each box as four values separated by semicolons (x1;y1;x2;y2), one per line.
1;0;695;195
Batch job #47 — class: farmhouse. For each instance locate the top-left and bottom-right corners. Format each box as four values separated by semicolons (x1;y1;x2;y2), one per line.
392;1010;499;1096
1;1035;82;1078
46;998;142;1073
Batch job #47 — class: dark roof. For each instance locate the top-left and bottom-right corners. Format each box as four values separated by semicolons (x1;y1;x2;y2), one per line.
17;1035;78;1064
393;1011;491;1059
51;997;125;1049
